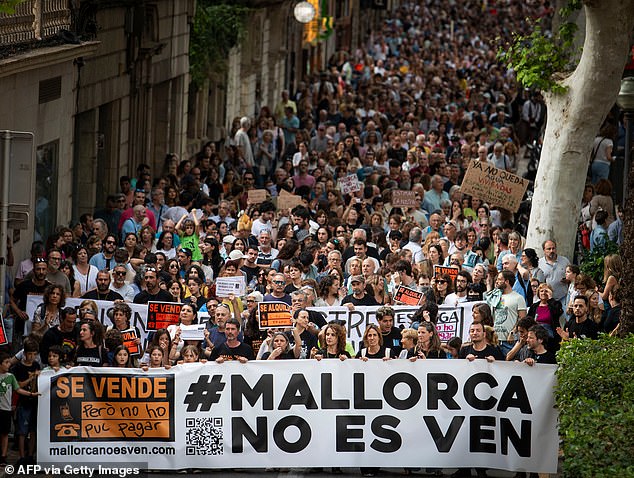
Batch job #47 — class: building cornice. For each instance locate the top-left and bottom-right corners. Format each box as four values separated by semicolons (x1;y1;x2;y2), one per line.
0;41;100;79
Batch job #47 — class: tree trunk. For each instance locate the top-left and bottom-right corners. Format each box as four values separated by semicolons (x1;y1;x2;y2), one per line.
619;115;634;337
525;0;634;259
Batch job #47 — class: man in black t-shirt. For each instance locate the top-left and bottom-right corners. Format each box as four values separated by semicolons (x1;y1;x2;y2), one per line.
82;270;123;301
10;258;50;326
458;322;505;361
376;305;402;356
40;307;79;365
210;319;254;362
241;245;260;286
133;267;174;304
342;275;378;307
523;325;557;365
558;295;599;340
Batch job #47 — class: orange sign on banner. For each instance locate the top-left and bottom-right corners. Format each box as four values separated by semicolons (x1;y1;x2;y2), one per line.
434;265;460;284
50;374;174;442
258;301;293;329
393;286;423;306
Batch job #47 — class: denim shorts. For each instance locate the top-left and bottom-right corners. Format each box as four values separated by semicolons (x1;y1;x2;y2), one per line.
16;405;37;435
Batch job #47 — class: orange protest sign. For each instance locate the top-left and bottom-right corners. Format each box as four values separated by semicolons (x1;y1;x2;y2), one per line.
147;302;182;331
393;286;423;306
434;265;460;283
258;301;293;329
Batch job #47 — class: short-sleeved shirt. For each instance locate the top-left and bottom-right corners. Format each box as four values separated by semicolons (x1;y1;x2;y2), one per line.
564;318;599;340
210;342;254;361
0;372;20;411
492;291;527;339
458;344;505;360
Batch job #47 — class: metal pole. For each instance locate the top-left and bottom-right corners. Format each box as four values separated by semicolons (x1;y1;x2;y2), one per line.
0;131;11;312
624;112;633;210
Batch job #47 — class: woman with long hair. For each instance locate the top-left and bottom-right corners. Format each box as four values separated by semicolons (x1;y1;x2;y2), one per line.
313;323;350;360
432;273;453;305
409;321;446;359
123;232;138;257
155;231;177;260
200;237;223;280
71;245;98;297
315;275;343;307
74;320;108;367
601;254;622;302
167;303;199;361
112;345;134;368
356;324;394;360
517;247;545;284
140;328;172;366
271;240;301;272
165;258;181;283
32;284;65;334
426;243;444;266
471;303;494;327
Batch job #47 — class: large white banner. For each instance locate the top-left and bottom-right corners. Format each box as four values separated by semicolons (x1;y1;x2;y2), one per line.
27;297;476;350
37;361;558;473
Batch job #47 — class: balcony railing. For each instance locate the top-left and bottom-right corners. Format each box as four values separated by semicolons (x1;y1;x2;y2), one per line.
0;0;71;45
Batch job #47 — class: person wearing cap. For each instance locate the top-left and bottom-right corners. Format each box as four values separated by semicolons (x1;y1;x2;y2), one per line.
341;275;379;309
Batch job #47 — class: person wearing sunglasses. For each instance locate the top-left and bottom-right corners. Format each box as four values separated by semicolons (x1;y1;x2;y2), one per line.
263;273;291;306
109;264;135;302
432;273;453;305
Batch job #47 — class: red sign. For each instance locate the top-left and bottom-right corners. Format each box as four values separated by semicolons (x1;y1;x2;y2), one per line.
121;328;141;356
146;302;182;331
258;301;293;329
393;286;423;306
434;265;460;283
0;314;7;346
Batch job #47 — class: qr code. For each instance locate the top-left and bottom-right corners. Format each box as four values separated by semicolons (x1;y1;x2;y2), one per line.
185;417;224;455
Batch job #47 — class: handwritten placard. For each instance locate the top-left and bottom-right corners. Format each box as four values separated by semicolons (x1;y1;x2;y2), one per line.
279;189;304;210
393;285;423;306
460;160;528;212
392;190;418;208
338;174;361;195
247;189;267;205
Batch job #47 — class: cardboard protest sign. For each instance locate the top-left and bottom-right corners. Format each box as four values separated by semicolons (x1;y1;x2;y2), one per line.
215;276;246;298
258;301;293;329
460;159;529;212
393;285;423;306
338;174;361;195
434;265;460;283
392;190;418;208
146;302;182;331
247;189;267;205
279;189;304;210
0;313;8;346
120;328;141;356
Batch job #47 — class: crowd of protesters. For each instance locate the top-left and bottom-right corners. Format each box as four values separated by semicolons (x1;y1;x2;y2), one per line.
0;0;626;475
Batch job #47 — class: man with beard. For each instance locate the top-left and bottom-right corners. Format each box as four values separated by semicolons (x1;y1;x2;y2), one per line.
485;270;527;357
538;239;570;305
210;318;254;362
133;267;174;304
443;271;472;306
10;258;51;334
39;307;79;365
82;270;123;301
89;233;118;271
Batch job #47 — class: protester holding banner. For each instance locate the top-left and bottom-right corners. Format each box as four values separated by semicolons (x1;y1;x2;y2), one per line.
313;322;350;360
209;318;254;363
408;322;446;360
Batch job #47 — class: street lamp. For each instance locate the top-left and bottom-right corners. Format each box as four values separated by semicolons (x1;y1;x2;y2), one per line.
294;1;316;23
616;77;634;208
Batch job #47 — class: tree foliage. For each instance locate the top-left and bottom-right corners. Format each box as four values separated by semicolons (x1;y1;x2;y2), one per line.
0;0;24;14
189;0;250;88
498;1;582;92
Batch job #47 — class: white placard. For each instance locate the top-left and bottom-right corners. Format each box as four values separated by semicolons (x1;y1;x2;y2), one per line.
215;276;246;297
179;324;206;341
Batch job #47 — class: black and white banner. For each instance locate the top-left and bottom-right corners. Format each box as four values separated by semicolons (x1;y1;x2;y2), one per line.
38;361;558;473
27;297;476;348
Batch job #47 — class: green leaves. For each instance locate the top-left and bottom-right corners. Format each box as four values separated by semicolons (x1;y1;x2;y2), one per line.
190;1;250;87
0;0;24;14
579;240;620;286
555;335;634;477
497;1;582;93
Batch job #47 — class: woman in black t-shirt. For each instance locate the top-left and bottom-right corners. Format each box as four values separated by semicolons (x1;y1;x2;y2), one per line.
356;324;394;360
74;320;109;367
